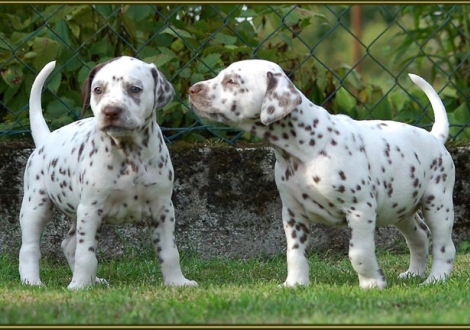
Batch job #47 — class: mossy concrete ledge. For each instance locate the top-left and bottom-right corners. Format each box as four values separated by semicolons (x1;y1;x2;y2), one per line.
1;141;469;262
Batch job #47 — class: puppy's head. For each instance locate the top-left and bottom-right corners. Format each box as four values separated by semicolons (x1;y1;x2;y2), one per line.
81;56;174;136
189;59;302;126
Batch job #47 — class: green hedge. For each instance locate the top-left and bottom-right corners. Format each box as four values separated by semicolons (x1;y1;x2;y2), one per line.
1;4;469;142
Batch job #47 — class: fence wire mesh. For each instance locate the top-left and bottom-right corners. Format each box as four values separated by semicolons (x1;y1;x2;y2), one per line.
1;4;469;144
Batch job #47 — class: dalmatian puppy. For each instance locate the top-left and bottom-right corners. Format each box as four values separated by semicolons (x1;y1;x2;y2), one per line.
189;59;455;289
19;56;197;290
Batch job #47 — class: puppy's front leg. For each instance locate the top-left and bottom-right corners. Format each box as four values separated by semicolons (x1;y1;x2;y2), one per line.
148;199;198;287
19;194;54;286
67;204;102;290
281;204;311;286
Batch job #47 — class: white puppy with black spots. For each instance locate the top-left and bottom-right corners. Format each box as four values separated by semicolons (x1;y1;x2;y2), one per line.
189;59;455;289
19;56;197;290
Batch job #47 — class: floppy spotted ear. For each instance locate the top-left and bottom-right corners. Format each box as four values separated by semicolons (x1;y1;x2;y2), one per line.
81;58;119;118
150;64;175;110
260;71;302;125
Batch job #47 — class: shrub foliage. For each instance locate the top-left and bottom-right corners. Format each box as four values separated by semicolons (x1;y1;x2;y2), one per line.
1;4;469;142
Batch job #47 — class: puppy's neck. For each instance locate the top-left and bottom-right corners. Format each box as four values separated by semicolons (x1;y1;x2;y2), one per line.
247;99;334;163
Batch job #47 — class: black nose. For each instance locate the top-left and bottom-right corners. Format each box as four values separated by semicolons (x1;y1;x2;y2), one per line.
102;106;123;120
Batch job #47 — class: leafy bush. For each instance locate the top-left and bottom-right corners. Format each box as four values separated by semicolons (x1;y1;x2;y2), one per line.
1;4;469;142
394;4;470;139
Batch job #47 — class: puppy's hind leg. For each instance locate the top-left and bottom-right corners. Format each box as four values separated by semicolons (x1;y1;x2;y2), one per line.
420;156;456;285
422;192;455;284
61;222;77;273
395;213;429;279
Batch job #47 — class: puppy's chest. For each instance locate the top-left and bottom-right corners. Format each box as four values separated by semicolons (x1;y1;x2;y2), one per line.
276;161;348;225
92;160;171;224
102;155;170;187
100;151;173;221
45;143;171;221
102;186;156;224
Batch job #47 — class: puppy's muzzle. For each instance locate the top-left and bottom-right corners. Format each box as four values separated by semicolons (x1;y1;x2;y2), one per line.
189;84;211;113
189;84;204;95
102;105;123;123
100;105;134;135
101;105;126;128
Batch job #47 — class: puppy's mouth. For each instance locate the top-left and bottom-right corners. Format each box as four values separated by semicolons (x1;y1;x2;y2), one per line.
101;125;134;137
99;117;141;136
188;95;230;124
190;103;232;124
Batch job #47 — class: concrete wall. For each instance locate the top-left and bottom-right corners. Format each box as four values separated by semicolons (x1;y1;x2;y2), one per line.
1;141;469;263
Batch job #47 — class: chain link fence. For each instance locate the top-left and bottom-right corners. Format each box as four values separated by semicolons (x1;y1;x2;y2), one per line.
1;4;469;144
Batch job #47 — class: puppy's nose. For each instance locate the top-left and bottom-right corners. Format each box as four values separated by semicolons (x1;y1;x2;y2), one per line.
189;84;203;95
103;106;123;120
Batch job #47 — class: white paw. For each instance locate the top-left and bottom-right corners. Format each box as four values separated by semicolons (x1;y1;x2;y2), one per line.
421;275;448;286
165;278;198;287
398;270;425;279
95;277;109;286
67;280;94;290
359;278;387;290
282;278;309;287
21;278;42;286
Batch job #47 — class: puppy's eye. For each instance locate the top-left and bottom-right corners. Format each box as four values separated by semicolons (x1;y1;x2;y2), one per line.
93;87;102;94
130;86;142;93
225;78;237;85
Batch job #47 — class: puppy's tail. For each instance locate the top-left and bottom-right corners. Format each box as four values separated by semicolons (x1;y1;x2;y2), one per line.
29;61;56;146
408;73;449;144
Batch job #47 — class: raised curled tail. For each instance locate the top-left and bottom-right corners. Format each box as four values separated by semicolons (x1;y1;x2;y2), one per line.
29;61;56;146
408;73;449;144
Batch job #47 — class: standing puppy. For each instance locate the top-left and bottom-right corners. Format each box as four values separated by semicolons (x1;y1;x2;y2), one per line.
20;56;197;290
189;59;455;289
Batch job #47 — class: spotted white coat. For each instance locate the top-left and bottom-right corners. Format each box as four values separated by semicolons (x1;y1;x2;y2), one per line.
19;56;197;290
189;59;455;289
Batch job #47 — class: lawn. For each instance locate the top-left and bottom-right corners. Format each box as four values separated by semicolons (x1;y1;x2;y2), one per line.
1;249;470;325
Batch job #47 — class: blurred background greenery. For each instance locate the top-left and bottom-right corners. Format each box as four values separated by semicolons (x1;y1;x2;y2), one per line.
1;4;469;144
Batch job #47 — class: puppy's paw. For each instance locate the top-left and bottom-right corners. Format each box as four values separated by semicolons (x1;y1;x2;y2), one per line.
21;278;43;286
95;277;109;286
165;278;198;287
421;274;448;286
67;280;94;291
398;270;425;279
282;277;310;287
359;277;387;290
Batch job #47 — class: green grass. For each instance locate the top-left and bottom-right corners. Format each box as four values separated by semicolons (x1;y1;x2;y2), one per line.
1;250;470;325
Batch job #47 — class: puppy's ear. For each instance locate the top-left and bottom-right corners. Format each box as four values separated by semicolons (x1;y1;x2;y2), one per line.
80;61;109;118
150;64;175;110
260;71;302;125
